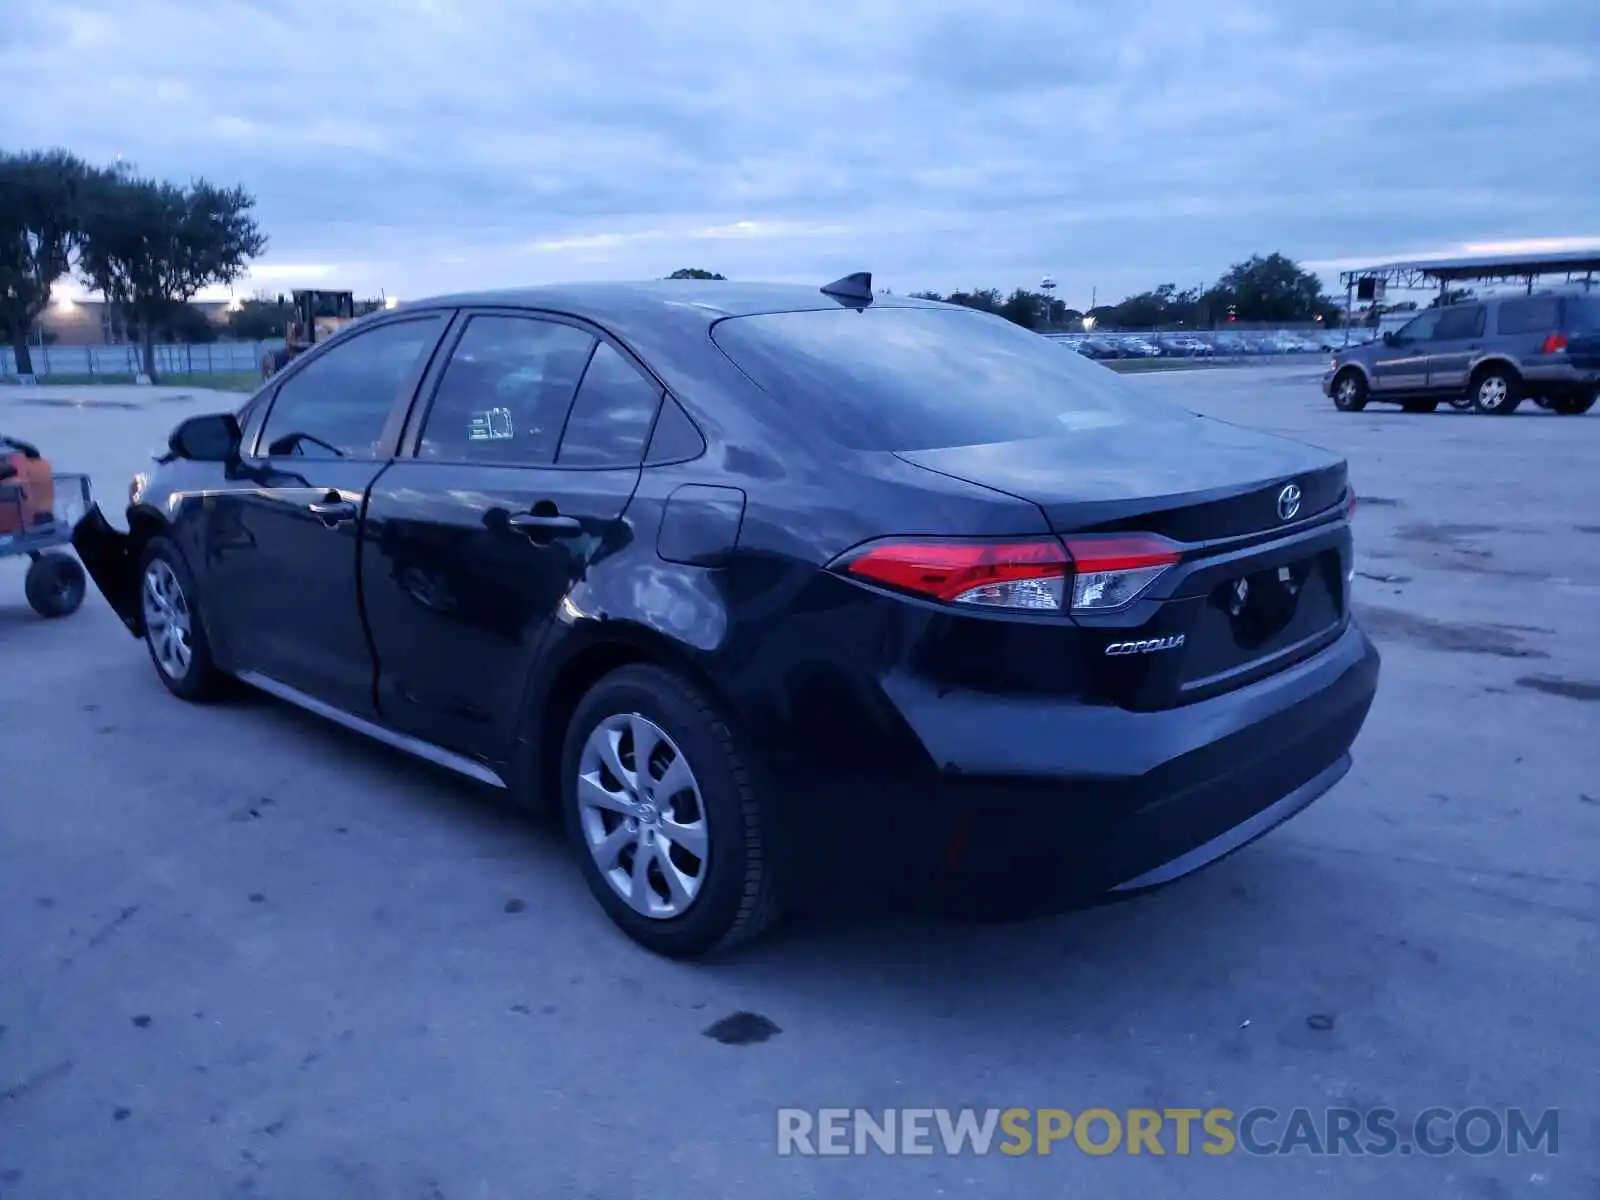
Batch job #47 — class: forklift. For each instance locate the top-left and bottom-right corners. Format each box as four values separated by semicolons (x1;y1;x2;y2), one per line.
260;290;361;379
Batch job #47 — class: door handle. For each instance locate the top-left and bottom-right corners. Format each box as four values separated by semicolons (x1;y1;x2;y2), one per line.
507;512;582;537
307;493;358;525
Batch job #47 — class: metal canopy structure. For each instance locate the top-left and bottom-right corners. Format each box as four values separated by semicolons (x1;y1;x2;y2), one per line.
1340;249;1600;293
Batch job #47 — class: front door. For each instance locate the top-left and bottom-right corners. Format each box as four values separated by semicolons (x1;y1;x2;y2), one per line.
209;313;449;715
360;312;665;764
1371;309;1441;392
1424;303;1486;392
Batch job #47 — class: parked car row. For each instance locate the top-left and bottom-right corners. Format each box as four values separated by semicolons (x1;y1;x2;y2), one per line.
1051;329;1373;360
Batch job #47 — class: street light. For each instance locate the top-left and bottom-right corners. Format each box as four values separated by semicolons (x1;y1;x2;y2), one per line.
1040;276;1056;330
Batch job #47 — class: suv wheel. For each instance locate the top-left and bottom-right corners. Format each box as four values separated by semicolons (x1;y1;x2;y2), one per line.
1471;366;1522;415
1331;370;1368;412
138;537;227;701
561;664;785;957
1551;391;1597;416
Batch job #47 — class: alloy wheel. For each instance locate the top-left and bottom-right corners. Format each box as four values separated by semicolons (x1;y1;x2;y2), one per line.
142;559;193;679
1335;377;1359;405
576;713;709;919
1477;376;1510;411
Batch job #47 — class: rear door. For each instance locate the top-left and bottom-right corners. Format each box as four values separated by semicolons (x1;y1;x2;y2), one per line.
1372;310;1440;392
208;313;449;715
1424;302;1486;391
361;311;664;763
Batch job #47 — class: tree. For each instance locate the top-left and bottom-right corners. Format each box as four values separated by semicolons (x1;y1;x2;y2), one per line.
1208;253;1332;324
77;171;266;380
1109;282;1202;329
666;267;725;280
0;149;97;376
942;288;1003;314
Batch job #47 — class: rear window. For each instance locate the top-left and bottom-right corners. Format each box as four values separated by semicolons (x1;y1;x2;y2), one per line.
710;306;1172;451
1496;297;1561;335
1566;296;1600;331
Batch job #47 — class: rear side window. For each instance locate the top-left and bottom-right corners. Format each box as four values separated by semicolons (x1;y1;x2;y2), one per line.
260;317;443;459
1497;297;1561;335
1433;305;1485;340
710;307;1170;451
556;342;663;467
418;316;596;464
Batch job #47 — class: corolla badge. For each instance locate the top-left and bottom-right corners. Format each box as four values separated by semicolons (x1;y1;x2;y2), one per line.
1277;483;1302;522
1105;635;1186;656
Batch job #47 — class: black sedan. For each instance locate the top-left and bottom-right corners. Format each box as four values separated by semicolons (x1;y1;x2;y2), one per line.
72;274;1379;957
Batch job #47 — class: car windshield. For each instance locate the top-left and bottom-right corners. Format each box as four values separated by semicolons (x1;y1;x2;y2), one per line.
711;306;1185;451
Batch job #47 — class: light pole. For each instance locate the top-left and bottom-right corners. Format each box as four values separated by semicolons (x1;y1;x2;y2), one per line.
1040;276;1056;331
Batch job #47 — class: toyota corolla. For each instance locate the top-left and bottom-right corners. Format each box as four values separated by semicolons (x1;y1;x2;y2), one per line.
72;274;1379;957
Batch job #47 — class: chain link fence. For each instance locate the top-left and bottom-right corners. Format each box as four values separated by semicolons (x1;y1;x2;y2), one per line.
2;340;284;379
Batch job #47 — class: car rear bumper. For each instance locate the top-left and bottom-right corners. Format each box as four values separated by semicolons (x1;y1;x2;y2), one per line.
788;621;1379;913
1523;363;1600;387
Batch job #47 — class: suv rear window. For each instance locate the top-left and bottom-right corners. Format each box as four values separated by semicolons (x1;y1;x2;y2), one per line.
1496;297;1561;335
710;306;1174;451
1566;296;1600;331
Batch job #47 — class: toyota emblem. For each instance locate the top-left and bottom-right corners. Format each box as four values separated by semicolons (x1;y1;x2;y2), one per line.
1277;483;1302;522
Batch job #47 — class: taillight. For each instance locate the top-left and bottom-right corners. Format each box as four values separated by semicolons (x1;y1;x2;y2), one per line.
835;532;1180;614
1059;534;1180;612
1542;333;1569;354
837;537;1069;611
1346;484;1357;518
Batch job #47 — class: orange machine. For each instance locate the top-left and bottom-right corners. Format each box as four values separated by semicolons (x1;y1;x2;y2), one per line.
0;440;55;537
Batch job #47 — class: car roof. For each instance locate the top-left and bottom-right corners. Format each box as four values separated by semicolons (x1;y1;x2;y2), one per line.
404;281;947;331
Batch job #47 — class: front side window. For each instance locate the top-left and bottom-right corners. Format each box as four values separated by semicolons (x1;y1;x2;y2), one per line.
418;315;596;464
260;317;443;459
1395;311;1442;343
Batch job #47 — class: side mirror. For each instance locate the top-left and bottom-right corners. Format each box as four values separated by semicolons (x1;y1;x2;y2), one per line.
169;412;241;462
1382;331;1398;346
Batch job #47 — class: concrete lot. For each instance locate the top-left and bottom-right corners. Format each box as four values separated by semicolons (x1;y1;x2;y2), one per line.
2;371;1596;1199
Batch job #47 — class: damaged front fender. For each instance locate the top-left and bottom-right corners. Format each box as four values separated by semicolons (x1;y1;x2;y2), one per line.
71;504;144;636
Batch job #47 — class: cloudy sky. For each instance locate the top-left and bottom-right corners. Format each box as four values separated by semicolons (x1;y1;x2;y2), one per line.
6;0;1598;307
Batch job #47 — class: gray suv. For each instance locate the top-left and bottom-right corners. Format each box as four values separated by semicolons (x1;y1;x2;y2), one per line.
1323;292;1600;415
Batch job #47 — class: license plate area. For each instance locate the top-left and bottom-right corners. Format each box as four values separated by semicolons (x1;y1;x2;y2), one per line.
1180;550;1342;687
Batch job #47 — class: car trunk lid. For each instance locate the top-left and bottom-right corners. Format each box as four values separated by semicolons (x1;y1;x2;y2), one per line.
894;416;1347;541
895;419;1353;709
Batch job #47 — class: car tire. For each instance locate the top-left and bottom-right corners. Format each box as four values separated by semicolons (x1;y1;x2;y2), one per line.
1470;366;1522;414
561;664;785;958
1331;370;1368;412
137;536;227;702
1401;399;1439;414
24;552;86;618
1551;391;1597;415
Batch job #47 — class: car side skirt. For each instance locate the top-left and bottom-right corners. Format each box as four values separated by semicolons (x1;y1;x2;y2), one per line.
237;670;509;789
